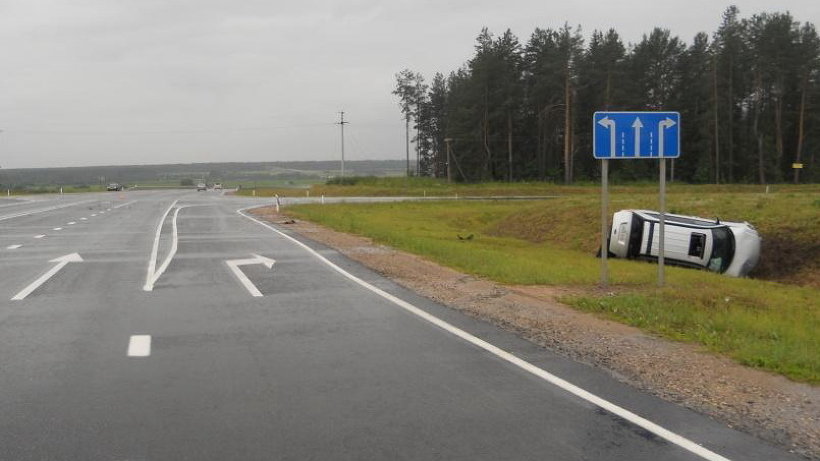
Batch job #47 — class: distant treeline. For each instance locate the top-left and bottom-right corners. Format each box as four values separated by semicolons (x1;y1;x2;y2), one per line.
393;6;819;183
0;160;406;188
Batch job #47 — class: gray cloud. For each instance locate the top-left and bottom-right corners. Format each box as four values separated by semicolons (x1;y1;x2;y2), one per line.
0;0;817;168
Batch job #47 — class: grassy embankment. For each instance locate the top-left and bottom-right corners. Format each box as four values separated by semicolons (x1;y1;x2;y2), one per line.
234;175;819;198
283;181;819;383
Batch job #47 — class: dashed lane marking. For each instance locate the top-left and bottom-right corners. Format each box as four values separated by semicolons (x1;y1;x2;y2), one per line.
127;335;151;357
6;244;22;250
33;235;45;239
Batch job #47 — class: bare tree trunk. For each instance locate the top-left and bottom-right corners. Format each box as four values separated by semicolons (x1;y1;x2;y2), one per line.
507;113;513;182
753;73;765;185
774;82;784;181
537;109;543;180
794;74;808;184
481;86;491;180
727;57;734;183
713;55;720;184
563;70;572;184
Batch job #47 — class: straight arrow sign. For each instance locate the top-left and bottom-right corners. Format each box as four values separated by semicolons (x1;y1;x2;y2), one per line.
12;253;83;300
632;117;643;157
225;254;276;297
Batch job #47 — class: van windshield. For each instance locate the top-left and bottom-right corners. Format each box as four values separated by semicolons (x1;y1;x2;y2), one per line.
708;227;735;273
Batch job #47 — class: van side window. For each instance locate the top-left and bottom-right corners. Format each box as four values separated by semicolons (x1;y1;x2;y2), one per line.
688;233;706;258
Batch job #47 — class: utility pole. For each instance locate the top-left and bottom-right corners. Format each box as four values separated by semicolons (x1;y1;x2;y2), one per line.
405;115;411;176
337;111;348;178
444;138;453;183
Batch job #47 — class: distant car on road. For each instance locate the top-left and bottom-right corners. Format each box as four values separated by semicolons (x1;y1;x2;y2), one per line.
214;183;223;190
608;209;761;277
106;183;123;191
196;182;207;191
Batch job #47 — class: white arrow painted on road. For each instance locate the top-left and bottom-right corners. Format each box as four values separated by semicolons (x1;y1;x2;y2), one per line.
631;117;643;157
658;117;676;157
597;116;616;157
11;253;83;300
225;254;276;297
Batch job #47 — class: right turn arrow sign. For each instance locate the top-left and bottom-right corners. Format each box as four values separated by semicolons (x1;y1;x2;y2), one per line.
225;254;276;297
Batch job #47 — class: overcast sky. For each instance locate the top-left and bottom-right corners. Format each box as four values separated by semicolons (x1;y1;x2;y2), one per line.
1;1;817;169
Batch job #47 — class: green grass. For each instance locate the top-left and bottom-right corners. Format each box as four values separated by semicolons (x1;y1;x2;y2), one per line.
235;176;820;198
284;191;820;384
2;185;107;195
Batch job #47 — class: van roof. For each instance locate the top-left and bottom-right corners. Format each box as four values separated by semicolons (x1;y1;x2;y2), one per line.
629;210;727;228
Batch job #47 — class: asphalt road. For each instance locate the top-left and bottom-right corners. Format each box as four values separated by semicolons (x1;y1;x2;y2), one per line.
0;191;801;460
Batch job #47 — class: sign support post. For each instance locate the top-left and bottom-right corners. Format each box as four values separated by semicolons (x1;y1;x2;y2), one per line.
658;159;666;287
600;159;609;286
601;159;609;287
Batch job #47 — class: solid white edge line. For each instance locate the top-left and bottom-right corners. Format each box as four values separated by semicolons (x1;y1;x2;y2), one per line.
127;335;151;357
143;200;178;291
236;206;731;461
149;206;181;287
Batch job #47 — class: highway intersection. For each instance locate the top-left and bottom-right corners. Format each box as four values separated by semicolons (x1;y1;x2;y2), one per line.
0;191;801;460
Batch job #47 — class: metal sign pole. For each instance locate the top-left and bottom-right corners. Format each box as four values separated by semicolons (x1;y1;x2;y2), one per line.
658;158;666;287
600;159;609;286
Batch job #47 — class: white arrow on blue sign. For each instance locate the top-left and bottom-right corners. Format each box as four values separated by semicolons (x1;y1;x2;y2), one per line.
593;111;681;159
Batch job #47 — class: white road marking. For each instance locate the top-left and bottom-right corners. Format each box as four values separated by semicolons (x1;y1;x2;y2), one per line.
113;200;137;209
91;214;97;217
0;200;94;222
225;254;276;297
80;217;87;221
11;253;83;301
53;227;63;231
237;207;731;461
143;200;179;291
67;221;76;225
33;234;46;239
6;244;22;249
127;335;151;357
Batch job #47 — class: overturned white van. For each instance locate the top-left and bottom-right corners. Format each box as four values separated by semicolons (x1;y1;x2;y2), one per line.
608;210;761;277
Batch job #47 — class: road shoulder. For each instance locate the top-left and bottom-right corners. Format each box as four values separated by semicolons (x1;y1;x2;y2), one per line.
251;206;819;460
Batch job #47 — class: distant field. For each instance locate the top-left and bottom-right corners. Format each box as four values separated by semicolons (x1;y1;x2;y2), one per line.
284;185;820;383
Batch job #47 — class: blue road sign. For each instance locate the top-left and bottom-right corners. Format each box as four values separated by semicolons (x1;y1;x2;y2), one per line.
593;111;680;159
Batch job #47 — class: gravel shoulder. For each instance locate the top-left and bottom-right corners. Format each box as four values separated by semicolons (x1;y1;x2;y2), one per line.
253;207;819;460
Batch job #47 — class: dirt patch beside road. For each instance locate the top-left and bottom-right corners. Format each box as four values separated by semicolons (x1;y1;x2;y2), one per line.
252;207;819;459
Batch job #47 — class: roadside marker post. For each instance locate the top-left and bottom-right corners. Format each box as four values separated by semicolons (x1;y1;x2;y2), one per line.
593;111;680;287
